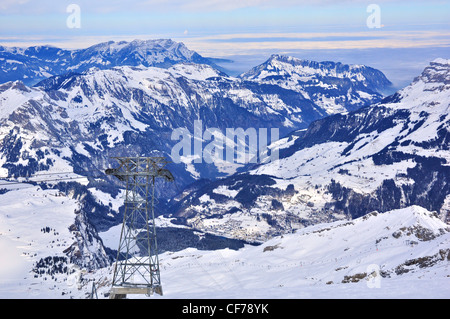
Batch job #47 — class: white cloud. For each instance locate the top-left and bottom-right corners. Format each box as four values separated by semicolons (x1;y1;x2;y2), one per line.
177;30;450;57
2;29;447;54
135;0;448;12
0;0;29;11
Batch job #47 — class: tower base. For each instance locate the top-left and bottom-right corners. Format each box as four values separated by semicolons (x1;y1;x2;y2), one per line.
109;286;163;299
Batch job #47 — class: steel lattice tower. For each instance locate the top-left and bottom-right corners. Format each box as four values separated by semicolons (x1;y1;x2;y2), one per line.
105;157;174;299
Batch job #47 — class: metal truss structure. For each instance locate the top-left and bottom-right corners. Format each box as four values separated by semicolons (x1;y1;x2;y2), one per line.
105;157;174;299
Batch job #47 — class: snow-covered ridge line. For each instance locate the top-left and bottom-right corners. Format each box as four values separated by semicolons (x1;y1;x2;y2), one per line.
238;53;392;114
431;58;450;65
241;54;380;78
0;39;218;86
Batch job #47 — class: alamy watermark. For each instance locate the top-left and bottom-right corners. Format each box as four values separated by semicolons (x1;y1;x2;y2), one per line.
366;4;382;29
170;120;279;165
66;4;81;29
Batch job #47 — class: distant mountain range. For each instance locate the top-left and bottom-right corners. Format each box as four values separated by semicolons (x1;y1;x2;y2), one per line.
0;39;222;86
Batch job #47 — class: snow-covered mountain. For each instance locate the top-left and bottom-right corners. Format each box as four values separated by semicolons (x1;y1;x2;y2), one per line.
171;58;450;243
0;39;221;86
240;54;392;114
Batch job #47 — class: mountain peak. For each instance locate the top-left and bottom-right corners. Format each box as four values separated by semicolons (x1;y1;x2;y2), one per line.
267;54;298;62
240;54;391;87
0;80;30;93
416;58;450;85
431;58;450;66
79;38;194;59
0;39;218;85
388;58;450;108
239;54;391;113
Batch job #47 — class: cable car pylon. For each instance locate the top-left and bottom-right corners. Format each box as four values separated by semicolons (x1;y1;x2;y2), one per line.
105;156;174;299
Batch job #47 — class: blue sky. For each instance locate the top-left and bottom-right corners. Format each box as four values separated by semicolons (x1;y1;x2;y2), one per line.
0;0;449;89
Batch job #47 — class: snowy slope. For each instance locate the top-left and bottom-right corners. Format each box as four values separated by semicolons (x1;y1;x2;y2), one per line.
0;43;391;208
150;206;449;299
2;205;447;299
0;185;109;298
1;58;447;297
